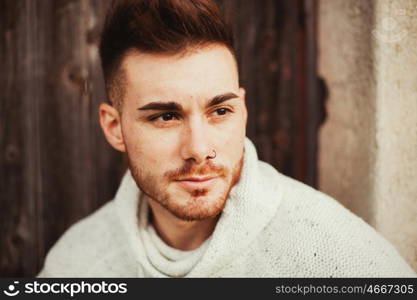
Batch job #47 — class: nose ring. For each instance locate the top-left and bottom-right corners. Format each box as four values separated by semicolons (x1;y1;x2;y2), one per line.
208;149;216;159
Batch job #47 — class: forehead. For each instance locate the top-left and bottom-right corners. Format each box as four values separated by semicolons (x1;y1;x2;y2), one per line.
121;44;239;103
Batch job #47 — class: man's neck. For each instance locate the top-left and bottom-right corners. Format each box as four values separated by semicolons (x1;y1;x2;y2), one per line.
147;197;219;251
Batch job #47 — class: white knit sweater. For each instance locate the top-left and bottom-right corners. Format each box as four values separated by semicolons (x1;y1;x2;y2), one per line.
38;138;416;277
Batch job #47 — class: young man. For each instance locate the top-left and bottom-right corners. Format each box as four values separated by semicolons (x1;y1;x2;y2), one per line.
39;0;415;277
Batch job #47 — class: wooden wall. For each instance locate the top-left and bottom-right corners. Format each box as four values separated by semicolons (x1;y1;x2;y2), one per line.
0;0;322;276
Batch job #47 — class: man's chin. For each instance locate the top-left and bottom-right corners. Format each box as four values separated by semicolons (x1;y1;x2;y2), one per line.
158;189;228;221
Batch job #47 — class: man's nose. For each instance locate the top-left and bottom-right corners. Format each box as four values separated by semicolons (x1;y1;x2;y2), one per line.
180;116;213;165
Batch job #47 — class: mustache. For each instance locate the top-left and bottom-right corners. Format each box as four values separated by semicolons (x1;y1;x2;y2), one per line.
165;160;227;180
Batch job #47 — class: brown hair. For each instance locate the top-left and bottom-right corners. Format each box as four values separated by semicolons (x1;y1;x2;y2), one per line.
99;0;235;111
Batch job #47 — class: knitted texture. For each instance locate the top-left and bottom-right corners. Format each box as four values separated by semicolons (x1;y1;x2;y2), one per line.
138;194;212;277
38;138;416;277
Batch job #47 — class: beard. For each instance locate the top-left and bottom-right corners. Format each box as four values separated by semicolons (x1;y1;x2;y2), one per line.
127;152;244;222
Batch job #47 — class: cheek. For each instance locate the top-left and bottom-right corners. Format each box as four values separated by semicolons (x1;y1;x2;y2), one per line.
214;117;246;164
123;123;179;166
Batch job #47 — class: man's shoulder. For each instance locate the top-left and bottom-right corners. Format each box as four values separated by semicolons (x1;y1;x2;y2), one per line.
257;164;415;276
258;160;346;217
38;200;132;277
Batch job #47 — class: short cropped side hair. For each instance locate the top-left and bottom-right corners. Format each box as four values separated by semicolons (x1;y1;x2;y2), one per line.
99;0;235;111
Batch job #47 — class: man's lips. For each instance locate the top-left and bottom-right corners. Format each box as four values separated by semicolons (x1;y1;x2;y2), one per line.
174;176;218;190
177;176;215;182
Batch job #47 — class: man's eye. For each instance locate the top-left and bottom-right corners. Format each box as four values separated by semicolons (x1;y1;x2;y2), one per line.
214;108;231;116
150;112;179;122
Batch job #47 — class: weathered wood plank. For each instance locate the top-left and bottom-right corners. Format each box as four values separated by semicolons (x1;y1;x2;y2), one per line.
1;0;43;276
0;0;125;276
219;0;321;185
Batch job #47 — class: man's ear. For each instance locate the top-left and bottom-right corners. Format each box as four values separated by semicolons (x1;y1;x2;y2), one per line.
99;103;126;152
239;87;248;122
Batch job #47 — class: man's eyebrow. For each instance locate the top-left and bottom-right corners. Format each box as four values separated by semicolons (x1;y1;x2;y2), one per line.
138;101;183;111
137;92;239;111
206;92;239;108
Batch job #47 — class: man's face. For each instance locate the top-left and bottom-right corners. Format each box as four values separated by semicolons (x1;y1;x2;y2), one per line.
106;44;247;221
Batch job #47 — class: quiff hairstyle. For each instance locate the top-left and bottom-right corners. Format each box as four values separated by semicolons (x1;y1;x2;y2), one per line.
99;0;235;112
